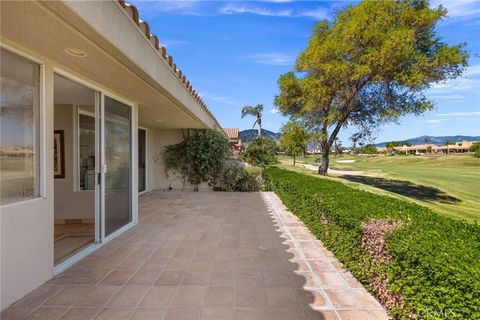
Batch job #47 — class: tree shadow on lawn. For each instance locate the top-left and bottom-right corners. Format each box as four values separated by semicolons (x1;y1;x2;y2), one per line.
340;175;461;204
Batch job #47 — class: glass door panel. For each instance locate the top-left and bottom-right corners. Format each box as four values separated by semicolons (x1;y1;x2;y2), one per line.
103;96;132;236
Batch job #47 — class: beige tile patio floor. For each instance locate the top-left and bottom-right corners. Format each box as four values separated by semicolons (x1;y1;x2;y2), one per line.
2;192;388;320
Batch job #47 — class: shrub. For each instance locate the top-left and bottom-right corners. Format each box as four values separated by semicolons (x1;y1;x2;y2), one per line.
242;166;264;191
243;137;278;167
164;129;228;190
471;143;480;158
263;167;480;319
217;161;264;191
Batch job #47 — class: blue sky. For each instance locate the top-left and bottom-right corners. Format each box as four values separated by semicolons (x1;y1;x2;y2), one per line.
131;0;480;145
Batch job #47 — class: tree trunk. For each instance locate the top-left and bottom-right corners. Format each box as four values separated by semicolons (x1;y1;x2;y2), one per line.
293;153;296;166
318;144;330;175
258;115;262;140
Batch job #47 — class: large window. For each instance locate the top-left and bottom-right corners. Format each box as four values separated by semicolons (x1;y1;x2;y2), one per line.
0;48;40;205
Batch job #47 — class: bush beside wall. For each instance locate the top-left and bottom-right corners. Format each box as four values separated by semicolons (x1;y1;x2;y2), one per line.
263;167;480;319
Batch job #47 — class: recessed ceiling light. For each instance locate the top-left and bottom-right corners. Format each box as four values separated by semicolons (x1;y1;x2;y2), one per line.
64;48;87;58
156;119;163;122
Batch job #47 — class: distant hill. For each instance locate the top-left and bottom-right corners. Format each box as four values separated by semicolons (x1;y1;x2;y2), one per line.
375;135;480;147
239;129;281;143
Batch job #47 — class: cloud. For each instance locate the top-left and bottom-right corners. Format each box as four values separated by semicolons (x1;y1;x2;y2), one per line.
270;108;280;114
426;64;480;100
435;111;480;117
433;0;480;20
425;119;447;124
160;39;188;48
200;91;237;106
219;3;329;20
129;0;204;16
244;53;295;66
429;94;465;101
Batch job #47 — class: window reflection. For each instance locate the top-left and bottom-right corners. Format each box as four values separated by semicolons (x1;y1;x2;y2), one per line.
0;48;40;204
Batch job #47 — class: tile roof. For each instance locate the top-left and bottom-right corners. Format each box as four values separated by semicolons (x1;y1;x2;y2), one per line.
117;0;224;133
224;128;239;140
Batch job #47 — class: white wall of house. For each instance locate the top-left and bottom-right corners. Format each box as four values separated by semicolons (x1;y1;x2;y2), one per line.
1;62;55;312
144;129;212;192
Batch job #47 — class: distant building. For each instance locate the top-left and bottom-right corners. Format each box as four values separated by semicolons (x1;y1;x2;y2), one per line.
224;128;242;158
377;141;478;155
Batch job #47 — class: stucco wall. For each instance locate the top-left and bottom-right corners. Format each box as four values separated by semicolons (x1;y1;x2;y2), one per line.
1;64;55;311
146;129;211;191
53;105;95;220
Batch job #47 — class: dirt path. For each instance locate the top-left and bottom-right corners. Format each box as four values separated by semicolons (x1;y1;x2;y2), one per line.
301;163;365;176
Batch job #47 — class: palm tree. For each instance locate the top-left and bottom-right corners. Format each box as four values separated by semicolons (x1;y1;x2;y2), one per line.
241;104;263;140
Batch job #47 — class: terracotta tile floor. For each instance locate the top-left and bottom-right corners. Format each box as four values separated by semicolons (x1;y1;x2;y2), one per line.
1;192;389;320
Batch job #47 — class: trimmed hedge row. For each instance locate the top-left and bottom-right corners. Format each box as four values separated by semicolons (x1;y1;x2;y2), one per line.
263;167;480;320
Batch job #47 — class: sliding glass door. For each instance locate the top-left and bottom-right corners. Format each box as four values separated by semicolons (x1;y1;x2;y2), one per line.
102;95;132;237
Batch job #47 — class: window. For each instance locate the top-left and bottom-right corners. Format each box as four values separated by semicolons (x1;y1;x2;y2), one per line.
78;111;95;190
0;48;40;205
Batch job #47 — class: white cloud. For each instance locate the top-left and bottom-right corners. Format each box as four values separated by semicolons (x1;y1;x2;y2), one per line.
130;0;204;16
270;108;280;114
429;94;465;101
425;119;447;124
426;64;480;101
200;92;237;106
435;111;480;117
433;0;480;20
244;53;295;66
219;3;329;20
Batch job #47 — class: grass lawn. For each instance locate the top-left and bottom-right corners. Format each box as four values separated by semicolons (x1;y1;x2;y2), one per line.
278;154;480;222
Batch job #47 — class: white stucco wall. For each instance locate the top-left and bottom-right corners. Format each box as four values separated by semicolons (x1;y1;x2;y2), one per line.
144;129;211;192
1;63;55;311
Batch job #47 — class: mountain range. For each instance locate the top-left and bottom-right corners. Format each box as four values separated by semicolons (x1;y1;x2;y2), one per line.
239;129;281;142
374;135;480;147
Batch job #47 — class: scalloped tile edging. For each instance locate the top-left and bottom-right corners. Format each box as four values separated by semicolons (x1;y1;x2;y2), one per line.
262;191;390;320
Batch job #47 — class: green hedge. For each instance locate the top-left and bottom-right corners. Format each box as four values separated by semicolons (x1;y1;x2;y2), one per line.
263;167;480;319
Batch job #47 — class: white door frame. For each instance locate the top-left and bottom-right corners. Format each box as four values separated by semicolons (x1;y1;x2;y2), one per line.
52;69;137;274
100;92;137;243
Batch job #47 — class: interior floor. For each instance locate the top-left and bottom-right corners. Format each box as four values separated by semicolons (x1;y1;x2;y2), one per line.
54;221;95;265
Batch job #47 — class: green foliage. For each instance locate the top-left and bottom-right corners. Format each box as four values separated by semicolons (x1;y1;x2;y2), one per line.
474;150;480;158
361;144;378;154
164;129;228;190
280;121;309;164
471;142;480;152
243;137;278;167
217;161;264;192
386;141;412;149
263;167;480;319
274;0;468;174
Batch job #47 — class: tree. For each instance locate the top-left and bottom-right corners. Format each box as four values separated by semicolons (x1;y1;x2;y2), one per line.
362;144;378;154
274;0;467;175
280;121;309;166
241;104;264;141
243;137;277;167
349;133;362;154
334;138;343;156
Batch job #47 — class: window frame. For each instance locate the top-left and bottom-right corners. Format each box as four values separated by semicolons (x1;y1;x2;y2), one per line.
75;107;96;192
0;44;45;207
